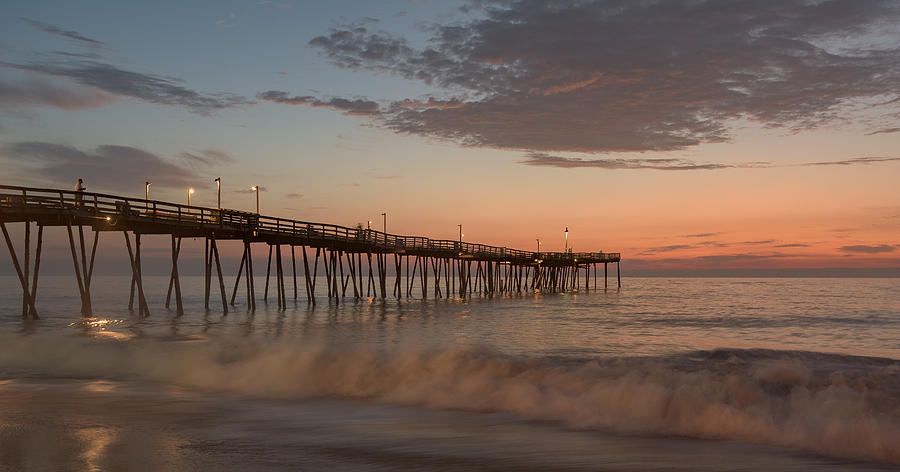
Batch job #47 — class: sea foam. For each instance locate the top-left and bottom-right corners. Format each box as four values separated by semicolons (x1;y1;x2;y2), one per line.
1;333;898;464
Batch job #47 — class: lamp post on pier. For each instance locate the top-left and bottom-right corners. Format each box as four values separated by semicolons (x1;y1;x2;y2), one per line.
458;224;463;243
215;177;221;208
565;227;569;253
145;181;151;209
536;238;541;253
187;187;194;206
251;186;259;214
381;212;386;233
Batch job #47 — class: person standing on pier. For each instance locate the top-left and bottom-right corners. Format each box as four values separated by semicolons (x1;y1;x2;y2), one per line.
75;178;86;207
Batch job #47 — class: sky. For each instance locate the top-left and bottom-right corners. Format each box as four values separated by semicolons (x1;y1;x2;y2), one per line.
1;0;899;276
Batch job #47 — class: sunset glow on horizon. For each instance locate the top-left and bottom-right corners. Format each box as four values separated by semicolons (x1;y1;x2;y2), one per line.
1;0;898;275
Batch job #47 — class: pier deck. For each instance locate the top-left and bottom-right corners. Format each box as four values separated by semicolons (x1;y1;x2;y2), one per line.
1;184;621;319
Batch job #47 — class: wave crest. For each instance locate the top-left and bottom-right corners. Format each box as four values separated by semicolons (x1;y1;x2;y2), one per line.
1;334;899;464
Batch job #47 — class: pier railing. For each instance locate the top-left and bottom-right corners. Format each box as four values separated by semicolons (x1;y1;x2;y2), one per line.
0;184;619;263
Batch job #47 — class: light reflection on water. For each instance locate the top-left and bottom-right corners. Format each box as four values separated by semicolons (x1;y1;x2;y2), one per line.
75;426;115;472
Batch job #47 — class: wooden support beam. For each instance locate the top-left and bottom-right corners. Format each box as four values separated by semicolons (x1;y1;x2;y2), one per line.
65;222;89;316
340;250;349;298
167;237;183;309
451;257;456;296
77;225;92;315
264;244;273;303
419;256;428;299
444;258;450;299
408;256;418;297
381;253;388;299
475;262;482;294
129;271;136;311
365;252;372;297
247;241;256;310
123;232;149;316
276;244;285;310
617;261;621;288
431;257;441;298
311;247;320;299
322;249;332;299
171;235;184;316
202;238;210;309
230;242;247;306
458;260;465;298
333;249;340;302
244;243;251;308
29;225;43;319
302;245;314;304
291;245;298;300
210;237;228;314
135;233;148;316
22;222;29;317
394;254;402;298
377;253;387;299
348;251;359;298
358;252;364;299
1;222;39;319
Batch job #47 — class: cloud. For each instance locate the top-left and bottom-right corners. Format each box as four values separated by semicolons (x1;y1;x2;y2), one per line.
683;232;725;238
257;91;379;115
1;141;199;192
50;51;104;60
285;192;302;199
178;149;237;167
775;243;810;248
640;244;695;255
698;241;731;248
22;18;105;48
521;152;736;170
522;152;900;171
838;244;896;254
4;60;251;115
309;0;900;154
742;240;776;245
865;127;900;136
0;77;117;110
803;156;900;167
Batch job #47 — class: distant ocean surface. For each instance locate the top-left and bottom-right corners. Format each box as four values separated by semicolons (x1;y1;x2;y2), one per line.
1;276;898;471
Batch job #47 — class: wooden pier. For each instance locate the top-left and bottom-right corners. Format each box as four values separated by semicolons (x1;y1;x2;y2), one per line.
0;184;621;319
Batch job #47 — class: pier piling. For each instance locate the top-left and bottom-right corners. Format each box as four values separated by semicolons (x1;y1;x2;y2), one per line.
1;185;621;316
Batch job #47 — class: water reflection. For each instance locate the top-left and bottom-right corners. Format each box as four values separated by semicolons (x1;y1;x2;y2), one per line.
75;426;115;472
68;318;134;340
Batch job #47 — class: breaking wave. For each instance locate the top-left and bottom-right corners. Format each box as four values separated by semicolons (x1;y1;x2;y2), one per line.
1;333;899;464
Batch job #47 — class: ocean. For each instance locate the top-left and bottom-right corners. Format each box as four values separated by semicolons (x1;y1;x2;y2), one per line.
1;275;898;471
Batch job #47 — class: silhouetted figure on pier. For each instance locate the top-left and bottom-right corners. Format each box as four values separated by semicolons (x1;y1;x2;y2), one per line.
75;178;85;207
